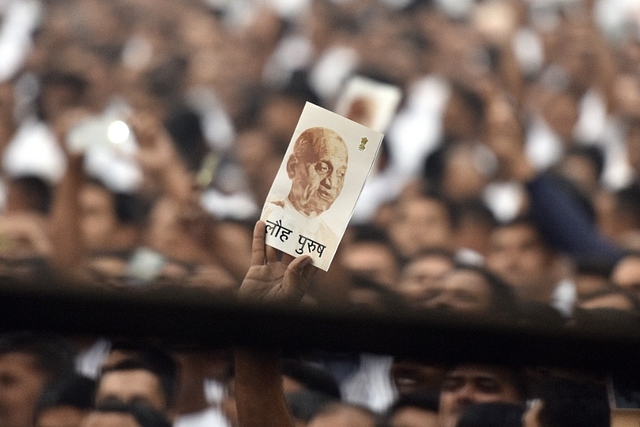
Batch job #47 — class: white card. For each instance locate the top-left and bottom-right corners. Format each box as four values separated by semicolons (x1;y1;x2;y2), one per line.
334;75;402;133
260;102;384;271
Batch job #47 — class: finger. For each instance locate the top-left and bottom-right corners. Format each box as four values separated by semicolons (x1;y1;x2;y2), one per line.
301;262;319;284
287;255;311;272
281;253;294;265
265;244;279;263
284;255;313;299
250;221;267;266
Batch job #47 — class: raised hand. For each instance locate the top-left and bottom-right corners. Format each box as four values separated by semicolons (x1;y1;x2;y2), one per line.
129;111;180;175
129;111;195;203
238;221;317;304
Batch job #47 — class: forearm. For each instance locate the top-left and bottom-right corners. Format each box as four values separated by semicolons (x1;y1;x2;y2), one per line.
497;39;524;106
158;159;195;204
234;348;295;427
49;156;84;279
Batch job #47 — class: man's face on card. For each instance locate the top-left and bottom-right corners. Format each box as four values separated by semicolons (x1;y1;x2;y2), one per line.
288;131;348;217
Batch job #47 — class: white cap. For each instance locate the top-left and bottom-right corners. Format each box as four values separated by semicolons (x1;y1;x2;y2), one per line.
3;118;66;184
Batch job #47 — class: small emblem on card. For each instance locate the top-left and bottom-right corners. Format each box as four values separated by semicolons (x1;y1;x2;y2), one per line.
359;137;368;151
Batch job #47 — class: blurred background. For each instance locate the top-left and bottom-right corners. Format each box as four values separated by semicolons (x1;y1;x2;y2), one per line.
0;0;638;320
0;1;639;426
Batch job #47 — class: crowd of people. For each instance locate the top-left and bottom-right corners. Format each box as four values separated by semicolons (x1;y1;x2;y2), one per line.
0;0;639;425
0;230;617;427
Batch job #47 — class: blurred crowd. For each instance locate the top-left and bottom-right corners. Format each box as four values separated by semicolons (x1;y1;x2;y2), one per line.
0;0;640;425
0;330;616;427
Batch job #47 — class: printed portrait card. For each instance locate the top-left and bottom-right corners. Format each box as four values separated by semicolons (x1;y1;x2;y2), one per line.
334;75;403;133
260;102;384;271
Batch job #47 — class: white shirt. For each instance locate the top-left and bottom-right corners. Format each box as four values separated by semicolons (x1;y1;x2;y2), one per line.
174;407;230;427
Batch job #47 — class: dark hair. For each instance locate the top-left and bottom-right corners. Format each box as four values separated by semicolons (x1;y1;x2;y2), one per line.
493;216;546;247
0;331;75;381
400;247;456;271
34;373;95;422
348;224;392;246
284;70;322;107
531;376;610;427
455;402;525;427
101;343;178;410
113;192;152;227
449;81;486;127
281;359;341;400
85;178;151;226
246;73;321;132
406;248;456;263
144;55;188;101
348;274;408;313
8;175;52;214
573;255;615;278
108;341;177;370
422;143;449;194
285;389;338;423
442;364;530;403
346;224;401;268
92;401;171;427
564;145;605;181
453;198;497;230
450;263;518;315
615;182;640;229
165;108;208;173
36;72;87;121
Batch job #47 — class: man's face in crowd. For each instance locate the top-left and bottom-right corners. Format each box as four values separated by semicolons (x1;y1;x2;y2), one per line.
390;360;446;396
341;241;399;288
438;365;523;427
95;369;166;414
423;269;493;313
0;353;48;427
388;198;453;259
486;224;552;301
399;254;454;305
288;132;348;217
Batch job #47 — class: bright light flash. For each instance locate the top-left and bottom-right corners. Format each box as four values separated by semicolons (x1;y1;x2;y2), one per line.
107;121;130;145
